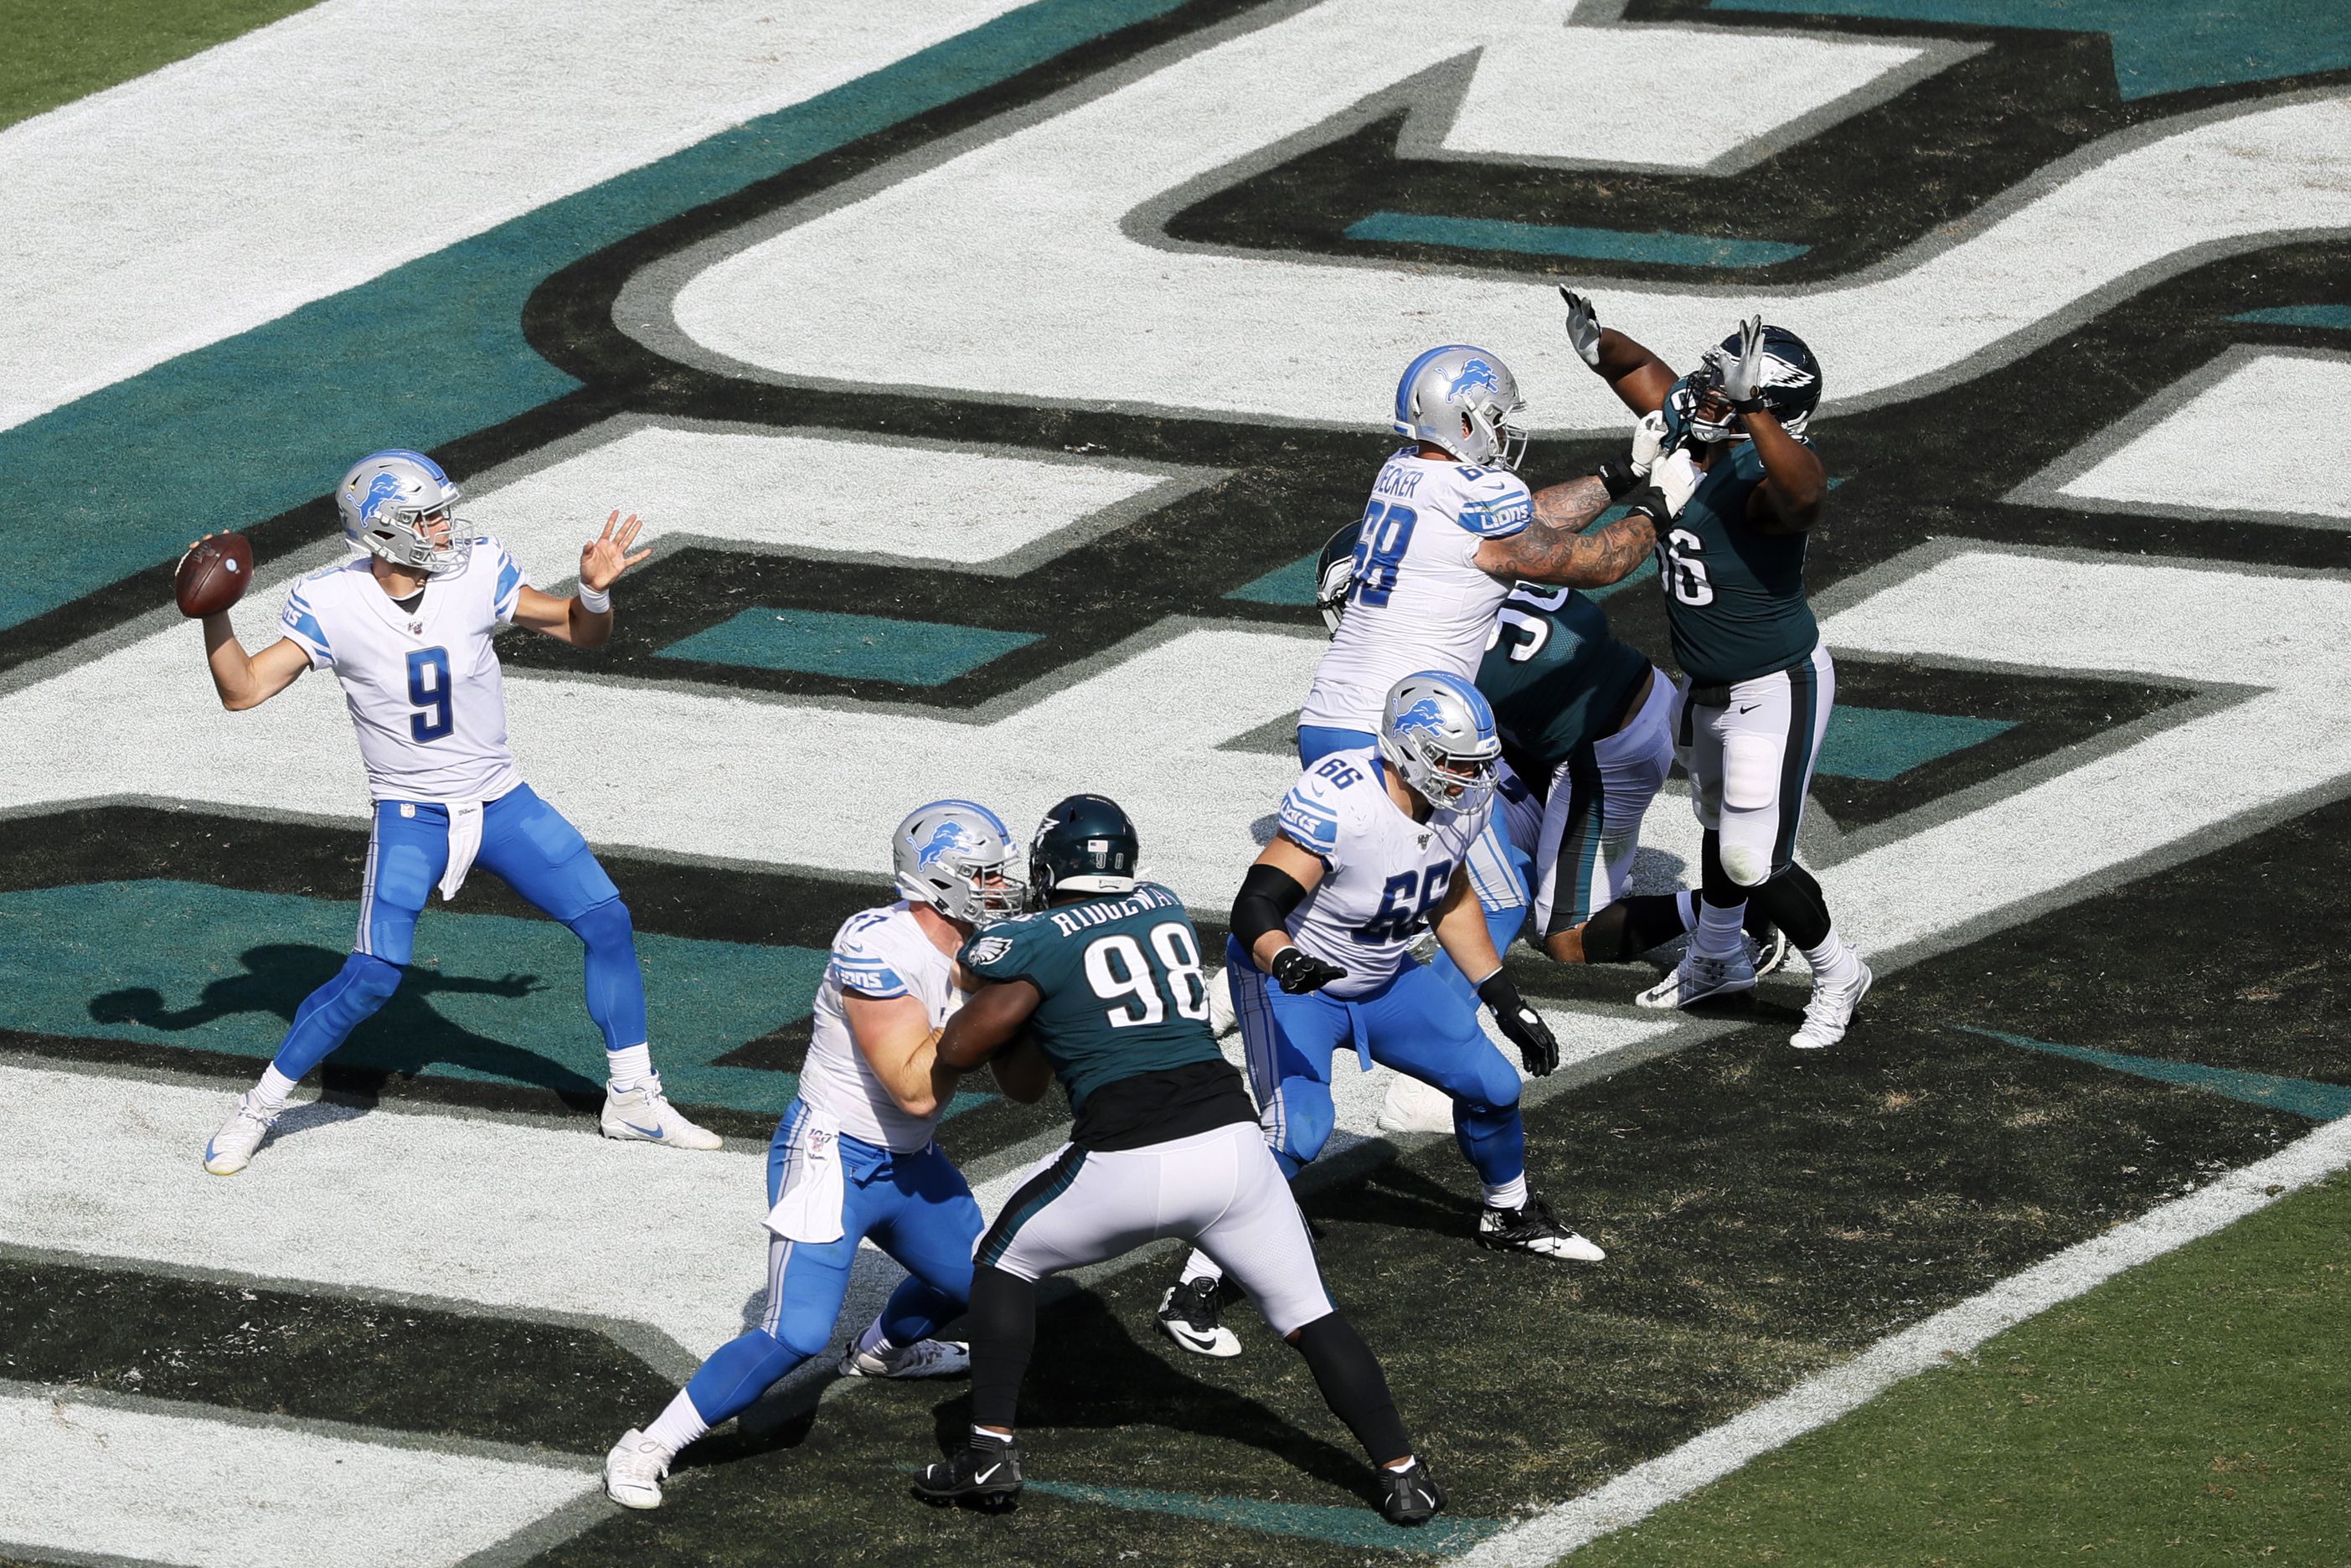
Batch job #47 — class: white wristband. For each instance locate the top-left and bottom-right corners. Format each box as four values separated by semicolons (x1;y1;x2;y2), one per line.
575;583;611;615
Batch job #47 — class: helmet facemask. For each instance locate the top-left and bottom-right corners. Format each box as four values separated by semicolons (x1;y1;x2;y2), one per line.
338;451;473;575
892;801;1023;927
1383;725;1498;812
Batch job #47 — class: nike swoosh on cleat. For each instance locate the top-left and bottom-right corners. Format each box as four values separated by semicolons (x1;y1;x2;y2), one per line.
619;1121;665;1139
975;1464;1001;1483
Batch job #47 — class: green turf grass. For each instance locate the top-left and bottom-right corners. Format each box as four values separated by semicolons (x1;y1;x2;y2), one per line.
1567;1169;2351;1566
0;0;318;130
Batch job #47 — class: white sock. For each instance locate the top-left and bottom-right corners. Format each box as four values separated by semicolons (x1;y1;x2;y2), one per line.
1180;1248;1223;1285
852;1315;894;1359
606;1043;653;1093
1674;890;1701;931
1483;1174;1529;1211
1802;926;1861;985
642;1390;708;1457
251;1065;300;1109
1384;1456;1418;1473
1693;899;1745;957
971;1425;1015;1445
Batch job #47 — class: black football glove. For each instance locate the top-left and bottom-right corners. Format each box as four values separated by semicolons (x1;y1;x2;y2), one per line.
1477;969;1558;1076
1271;946;1347;995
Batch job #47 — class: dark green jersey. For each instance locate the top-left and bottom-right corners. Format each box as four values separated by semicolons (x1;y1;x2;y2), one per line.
961;882;1248;1148
1656;440;1820;685
1477;584;1652;777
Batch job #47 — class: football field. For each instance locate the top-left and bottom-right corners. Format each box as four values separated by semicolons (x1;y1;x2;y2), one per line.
3;3;2348;1564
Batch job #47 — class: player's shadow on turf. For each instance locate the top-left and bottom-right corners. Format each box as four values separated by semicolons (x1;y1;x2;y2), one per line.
87;942;596;1097
1317;1161;1487;1241
923;1291;1384;1504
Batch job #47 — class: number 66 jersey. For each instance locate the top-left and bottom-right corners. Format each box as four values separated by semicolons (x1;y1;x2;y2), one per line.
1299;449;1533;735
1276;750;1488;1000
276;538;528;803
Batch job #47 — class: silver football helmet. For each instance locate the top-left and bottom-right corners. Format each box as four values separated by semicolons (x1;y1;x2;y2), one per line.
337;449;470;575
1378;671;1502;812
1390;345;1529;471
893;799;1023;926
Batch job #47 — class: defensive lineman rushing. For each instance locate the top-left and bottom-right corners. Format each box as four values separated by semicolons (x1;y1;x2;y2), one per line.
910;796;1446;1527
1561;293;1873;1047
605;801;1012;1509
1163;673;1600;1358
191;449;718;1173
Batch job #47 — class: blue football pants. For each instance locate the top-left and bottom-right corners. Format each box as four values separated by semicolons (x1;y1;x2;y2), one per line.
681;1103;982;1426
270;781;647;1081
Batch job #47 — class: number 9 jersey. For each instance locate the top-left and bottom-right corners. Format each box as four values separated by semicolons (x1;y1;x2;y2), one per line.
276;537;528;803
1299;450;1533;735
1276;750;1489;999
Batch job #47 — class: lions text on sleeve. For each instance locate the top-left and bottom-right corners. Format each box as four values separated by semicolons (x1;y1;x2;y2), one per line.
277;537;529;804
1275;750;1488;998
1301;451;1531;733
801;902;967;1152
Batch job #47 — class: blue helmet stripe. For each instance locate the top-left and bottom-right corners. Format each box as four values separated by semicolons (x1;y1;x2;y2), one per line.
915;797;1012;838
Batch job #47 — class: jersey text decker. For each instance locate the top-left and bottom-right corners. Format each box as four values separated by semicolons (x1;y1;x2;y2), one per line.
803;901;967;1152
278;539;528;803
1299;450;1530;732
1654;441;1820;685
1276;750;1489;998
960;885;1233;1123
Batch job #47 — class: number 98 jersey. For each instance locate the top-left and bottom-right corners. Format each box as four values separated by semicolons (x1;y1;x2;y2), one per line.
1275;750;1489;998
276;538;528;804
959;883;1227;1121
1299;450;1533;734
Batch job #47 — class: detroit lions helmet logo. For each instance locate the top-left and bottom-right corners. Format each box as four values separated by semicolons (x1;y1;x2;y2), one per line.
357;472;407;522
1395;698;1446;735
916;819;971;868
1446;358;1501;401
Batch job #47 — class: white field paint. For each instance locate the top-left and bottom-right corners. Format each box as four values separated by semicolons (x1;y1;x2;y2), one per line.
2041;350;2351;527
647;0;2351;434
462;420;1219;583
0;0;1034;431
3;549;2342;946
0;1386;594;1568
1814;549;2351;965
1454;1113;2351;1565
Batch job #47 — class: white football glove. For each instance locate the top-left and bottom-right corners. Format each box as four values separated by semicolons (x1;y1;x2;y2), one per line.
1653;449;1703;517
1628;410;1669;477
1715;314;1766;410
1560;286;1603;369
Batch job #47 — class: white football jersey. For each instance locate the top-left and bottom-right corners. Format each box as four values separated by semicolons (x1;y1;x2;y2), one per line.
801;901;967;1152
1274;749;1490;998
278;539;528;805
1299;450;1531;733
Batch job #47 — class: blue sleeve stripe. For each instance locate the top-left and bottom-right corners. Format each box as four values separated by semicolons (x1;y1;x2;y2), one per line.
284;607;330;654
495;559;521;606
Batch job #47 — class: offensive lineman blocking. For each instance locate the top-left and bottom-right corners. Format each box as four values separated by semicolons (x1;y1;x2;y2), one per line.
190;449;718;1172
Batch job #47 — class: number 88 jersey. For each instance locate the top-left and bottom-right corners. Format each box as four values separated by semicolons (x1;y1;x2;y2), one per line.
1275;749;1488;999
276;538;528;804
1299;450;1534;734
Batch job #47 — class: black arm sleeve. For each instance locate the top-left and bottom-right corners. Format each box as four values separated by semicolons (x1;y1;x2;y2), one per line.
1232;862;1312;951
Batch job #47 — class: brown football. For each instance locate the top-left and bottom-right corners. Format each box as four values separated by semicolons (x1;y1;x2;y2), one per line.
175;533;255;618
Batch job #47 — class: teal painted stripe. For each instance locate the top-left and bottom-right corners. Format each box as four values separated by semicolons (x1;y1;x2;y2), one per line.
657;606;1038;683
1585;553;1657;601
0;879;842;1116
2230;305;2351;331
1817;705;2013;781
1347;212;1806;267
0;0;1185;632
1024;1478;1503;1553
1226;553;1322;606
1956;1027;2351;1121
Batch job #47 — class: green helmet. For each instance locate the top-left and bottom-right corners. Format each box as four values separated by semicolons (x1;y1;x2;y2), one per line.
1029;793;1139;903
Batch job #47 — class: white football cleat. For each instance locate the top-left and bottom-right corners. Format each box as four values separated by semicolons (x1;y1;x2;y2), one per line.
203;1093;279;1175
603;1429;671;1509
1791;961;1874;1051
1636;946;1757;1010
1376;1073;1455;1134
838;1337;970;1379
1205;966;1239;1039
1474;1198;1606;1261
1156;1277;1241;1358
601;1081;722;1150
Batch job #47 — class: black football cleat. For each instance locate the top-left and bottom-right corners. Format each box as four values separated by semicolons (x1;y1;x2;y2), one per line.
1379;1458;1447;1525
1475;1195;1606;1261
912;1436;1023;1511
1157;1273;1241;1358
